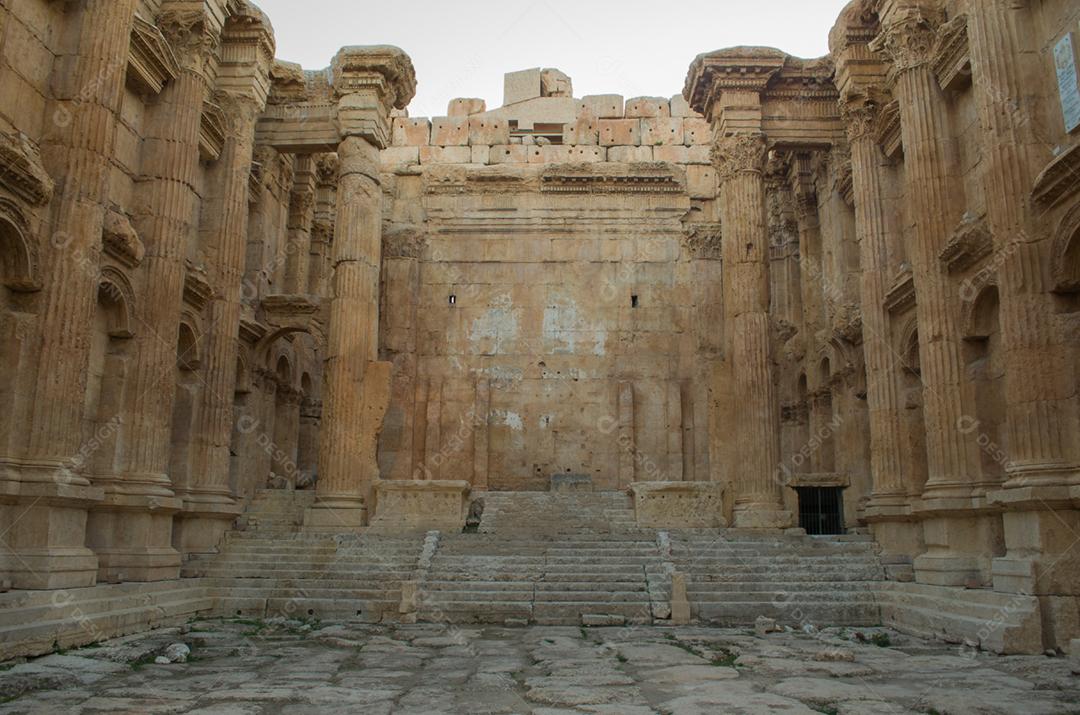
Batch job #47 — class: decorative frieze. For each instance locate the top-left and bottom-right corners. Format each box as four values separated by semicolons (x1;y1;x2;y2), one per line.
540;167;682;194
682;222;723;260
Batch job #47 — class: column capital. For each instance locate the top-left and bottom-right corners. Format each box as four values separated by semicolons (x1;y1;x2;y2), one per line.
331;45;416;148
871;2;944;74
711;132;768;184
839;88;888;142
158;7;221;77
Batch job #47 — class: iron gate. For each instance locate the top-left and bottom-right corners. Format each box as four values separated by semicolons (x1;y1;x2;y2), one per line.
796;486;844;535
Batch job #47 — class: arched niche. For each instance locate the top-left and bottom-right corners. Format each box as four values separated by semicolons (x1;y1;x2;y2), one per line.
1051;200;1080;295
0;199;39;292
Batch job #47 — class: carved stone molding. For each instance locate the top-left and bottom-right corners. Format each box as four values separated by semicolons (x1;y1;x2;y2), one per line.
199;100;227;162
0;131;54;206
540;166;682;194
939;214;992;273
98;265;136;338
1032;144;1080;208
239;318;268;344
127;15;180;96
158;8;220;75
331;45;417;110
183;260;214;311
711;133;767;183
840;94;881;143
102;209;144;268
873;100;903;159
683;47;787;118
382;227;428;259
871;4;943;74
885;267;916;314
931;14;971;91
682;222;723;260
832;302;864;344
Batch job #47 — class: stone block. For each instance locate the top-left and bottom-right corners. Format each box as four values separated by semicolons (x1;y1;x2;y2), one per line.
653;145;690;163
382;146;420;169
504;67;542;105
420;146;472;164
469;116;510;145
489;144;529;164
683;118;712;146
685;145;712;164
641;117;684;146
448;98;486;116
625;96;671;118
599;119;641;146
564;117;599;145
578;94;624;119
539;145;573;163
607;146;653;163
430;116;469;146
686;164;718;199
582;614;625;626
368;479;471;533
631;481;725;528
669;94;700;118
565;146;605;163
470;145;491;164
671;572;691;625
393;117;431;146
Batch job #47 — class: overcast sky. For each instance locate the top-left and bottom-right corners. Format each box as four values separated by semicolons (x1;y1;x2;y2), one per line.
255;0;852;118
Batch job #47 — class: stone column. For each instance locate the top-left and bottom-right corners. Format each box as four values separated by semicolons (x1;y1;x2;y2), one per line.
272;386;302;484
713;133;792;529
304;46;416;531
840;90;919;574
968;3;1080;642
874;2;994;586
91;8;220;582
283;156;316;294
177;93;266;553
1;0;138;589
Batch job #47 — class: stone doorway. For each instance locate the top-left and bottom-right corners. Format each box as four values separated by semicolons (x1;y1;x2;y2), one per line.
796;486;844;535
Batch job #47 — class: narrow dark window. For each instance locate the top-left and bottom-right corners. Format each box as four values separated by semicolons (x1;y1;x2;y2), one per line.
631;295;639;308
449;295;457;306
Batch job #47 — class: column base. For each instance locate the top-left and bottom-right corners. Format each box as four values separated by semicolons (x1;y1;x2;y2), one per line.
86;492;182;583
913;505;1003;588
172;491;243;557
732;505;793;530
0;462;104;590
303;495;368;533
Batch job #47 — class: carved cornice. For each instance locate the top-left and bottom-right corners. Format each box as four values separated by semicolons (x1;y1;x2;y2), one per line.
540;166;683;194
931;14;971;91
222;0;276;66
939;215;992;273
1032;144;1080;208
0;131;53;206
833;157;855;207
127;15;180;96
102;210;144;268
873;100;903;159
711;133;767;183
239;317;267;344
331;45;417;110
682;222;723;260
870;3;943;74
683;47;787;118
884;266;916;313
199;100;227;162
183;260;214;311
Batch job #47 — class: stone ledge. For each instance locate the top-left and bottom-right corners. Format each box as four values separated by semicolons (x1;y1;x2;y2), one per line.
368;479;470;533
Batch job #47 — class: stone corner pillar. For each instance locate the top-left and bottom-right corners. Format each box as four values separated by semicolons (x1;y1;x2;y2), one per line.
304;45;416;532
172;7;275;557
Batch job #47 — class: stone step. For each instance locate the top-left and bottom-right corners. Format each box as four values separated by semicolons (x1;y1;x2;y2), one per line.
695;601;881;626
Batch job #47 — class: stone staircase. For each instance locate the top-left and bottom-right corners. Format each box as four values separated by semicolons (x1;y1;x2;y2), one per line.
670;531;884;626
416;490;662;625
181;489;424;622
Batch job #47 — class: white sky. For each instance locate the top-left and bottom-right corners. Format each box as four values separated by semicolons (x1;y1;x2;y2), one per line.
255;0;852;118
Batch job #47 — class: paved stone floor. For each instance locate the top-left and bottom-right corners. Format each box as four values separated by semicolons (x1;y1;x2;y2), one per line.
0;619;1077;714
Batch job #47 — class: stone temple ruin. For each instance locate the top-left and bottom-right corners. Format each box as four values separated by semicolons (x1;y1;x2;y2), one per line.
0;0;1079;673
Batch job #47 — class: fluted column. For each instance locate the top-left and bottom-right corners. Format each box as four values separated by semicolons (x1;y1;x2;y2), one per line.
283;156;316;294
304;46;416;531
175;94;262;554
841;96;907;506
874;5;982;499
714;133;792;529
968;3;1076;488
1;0;138;589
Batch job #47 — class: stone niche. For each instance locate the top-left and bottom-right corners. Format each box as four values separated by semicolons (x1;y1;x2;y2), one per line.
368;480;471;533
631;481;725;528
